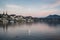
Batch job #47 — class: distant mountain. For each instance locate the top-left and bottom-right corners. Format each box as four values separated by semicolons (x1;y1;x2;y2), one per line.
46;15;60;18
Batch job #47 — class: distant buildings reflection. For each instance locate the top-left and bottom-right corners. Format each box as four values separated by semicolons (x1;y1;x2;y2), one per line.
0;11;60;29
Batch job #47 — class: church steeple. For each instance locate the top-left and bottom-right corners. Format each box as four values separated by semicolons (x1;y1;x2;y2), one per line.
3;11;5;15
6;11;8;15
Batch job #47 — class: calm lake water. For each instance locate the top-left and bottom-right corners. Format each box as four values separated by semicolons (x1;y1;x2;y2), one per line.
0;22;60;40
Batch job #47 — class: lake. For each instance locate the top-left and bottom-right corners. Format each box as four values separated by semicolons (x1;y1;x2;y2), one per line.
0;22;60;40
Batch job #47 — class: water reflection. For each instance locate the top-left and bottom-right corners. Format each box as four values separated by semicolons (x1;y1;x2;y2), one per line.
0;22;60;40
43;21;60;27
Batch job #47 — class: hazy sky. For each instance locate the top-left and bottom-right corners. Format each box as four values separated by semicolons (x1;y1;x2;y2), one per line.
0;0;60;17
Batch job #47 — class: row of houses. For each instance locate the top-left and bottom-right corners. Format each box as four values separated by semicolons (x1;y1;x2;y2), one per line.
0;12;34;24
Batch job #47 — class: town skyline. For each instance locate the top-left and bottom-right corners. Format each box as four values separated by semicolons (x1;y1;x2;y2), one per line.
0;0;60;17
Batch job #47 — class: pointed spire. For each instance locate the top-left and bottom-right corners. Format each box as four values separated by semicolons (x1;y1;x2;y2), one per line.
6;11;7;14
3;11;5;15
6;11;8;15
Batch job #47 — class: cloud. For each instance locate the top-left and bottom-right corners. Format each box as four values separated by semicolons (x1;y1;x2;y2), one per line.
5;4;39;15
48;0;60;8
5;4;24;14
39;0;60;10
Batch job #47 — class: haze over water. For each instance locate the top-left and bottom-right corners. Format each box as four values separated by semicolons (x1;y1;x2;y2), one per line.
0;22;60;40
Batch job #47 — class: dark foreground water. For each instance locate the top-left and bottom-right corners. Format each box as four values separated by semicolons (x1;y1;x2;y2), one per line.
0;22;60;40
